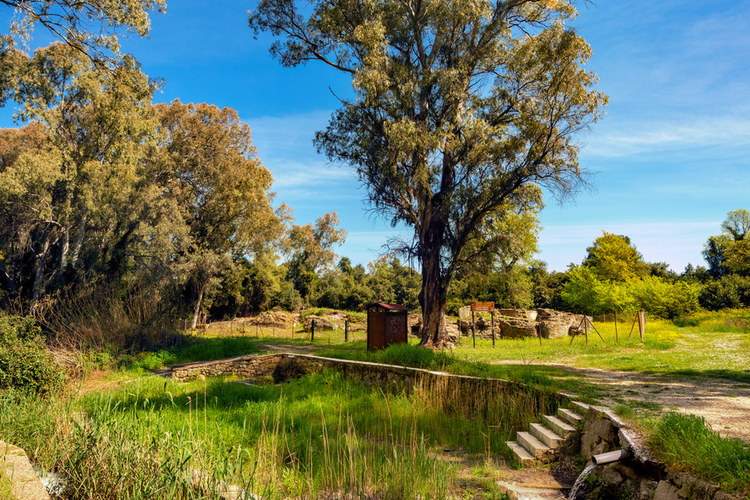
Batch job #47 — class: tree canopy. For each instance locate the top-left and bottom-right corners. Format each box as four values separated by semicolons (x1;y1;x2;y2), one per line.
583;232;648;282
0;0;166;65
250;0;607;347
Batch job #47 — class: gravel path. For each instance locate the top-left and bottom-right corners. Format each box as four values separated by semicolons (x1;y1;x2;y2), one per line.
536;364;750;443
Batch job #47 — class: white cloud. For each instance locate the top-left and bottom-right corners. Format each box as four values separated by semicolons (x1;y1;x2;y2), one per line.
586;118;750;158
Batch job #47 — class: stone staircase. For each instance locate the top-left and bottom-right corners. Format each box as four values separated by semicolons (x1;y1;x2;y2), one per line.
506;402;588;464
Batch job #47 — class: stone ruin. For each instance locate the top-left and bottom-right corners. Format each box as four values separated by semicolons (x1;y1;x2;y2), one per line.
302;315;338;333
242;311;296;329
456;308;590;340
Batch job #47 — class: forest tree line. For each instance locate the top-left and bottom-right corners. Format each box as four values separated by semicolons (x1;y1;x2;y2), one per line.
0;42;747;338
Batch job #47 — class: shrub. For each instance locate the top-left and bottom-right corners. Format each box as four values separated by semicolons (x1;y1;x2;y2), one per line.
699;275;750;311
649;413;750;494
0;313;64;395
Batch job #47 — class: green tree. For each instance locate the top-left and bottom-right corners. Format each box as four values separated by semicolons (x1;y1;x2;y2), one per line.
0;43;156;306
703;210;750;277
285;212;347;302
250;0;606;347
583;232;648;282
721;209;750;241
560;266;602;313
150;100;285;327
0;0;165;67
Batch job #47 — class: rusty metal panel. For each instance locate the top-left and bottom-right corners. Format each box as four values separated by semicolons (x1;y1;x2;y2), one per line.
385;312;407;345
367;310;386;350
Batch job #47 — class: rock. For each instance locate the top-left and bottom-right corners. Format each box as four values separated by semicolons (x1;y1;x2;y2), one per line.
497;317;538;339
654;480;685;500
444;315;460;339
251;311;296;329
475;316;490;331
497;309;538;321
409;315;422;337
539;320;570;339
600;465;624;486
640;480;659;500
588;418;618;444
303;316;337;332
458;306;472;319
457;319;471;336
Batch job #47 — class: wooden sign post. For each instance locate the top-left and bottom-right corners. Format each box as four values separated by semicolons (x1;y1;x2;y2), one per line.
471;302;495;348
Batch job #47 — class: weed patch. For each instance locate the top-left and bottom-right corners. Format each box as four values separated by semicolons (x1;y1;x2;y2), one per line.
649;413;750;495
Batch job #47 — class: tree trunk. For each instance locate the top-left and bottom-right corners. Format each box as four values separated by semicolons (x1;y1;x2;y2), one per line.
31;231;52;308
418;213;451;348
191;284;206;330
70;215;87;269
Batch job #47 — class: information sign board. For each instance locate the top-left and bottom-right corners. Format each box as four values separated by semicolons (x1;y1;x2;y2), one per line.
471;302;495;312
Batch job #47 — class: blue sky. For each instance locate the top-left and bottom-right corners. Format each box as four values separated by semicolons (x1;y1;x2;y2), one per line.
3;0;749;272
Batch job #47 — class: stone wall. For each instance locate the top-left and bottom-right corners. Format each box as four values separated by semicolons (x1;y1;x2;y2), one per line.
171;353;741;500
0;441;51;500
577;405;741;500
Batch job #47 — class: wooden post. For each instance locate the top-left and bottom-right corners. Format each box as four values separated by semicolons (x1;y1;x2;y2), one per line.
628;312;638;339
638;310;645;341
311;319;315;342
345;320;349;342
537;323;542;346
614;310;618;343
584;314;589;346
491;311;495;348
472;311;476;348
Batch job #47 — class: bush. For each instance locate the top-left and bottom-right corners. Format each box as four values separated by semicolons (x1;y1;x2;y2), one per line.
0;313;64;395
699;275;750;311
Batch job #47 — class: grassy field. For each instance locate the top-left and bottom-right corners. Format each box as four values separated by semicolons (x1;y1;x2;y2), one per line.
3;309;750;498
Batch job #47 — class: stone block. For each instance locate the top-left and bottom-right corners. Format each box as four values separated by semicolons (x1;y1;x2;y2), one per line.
600;465;624;486
497;317;537;339
587;418;618;444
539;320;569;339
654;481;685;500
303;316;337;332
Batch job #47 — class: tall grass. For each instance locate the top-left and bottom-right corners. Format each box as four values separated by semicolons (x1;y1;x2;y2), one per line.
63;367;554;499
37;282;181;351
649;413;750;495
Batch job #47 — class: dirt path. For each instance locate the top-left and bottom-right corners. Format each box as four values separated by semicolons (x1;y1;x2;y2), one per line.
512;362;750;443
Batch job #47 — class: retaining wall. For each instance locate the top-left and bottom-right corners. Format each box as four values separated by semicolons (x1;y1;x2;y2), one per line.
171;353;742;500
0;441;51;500
577;405;741;500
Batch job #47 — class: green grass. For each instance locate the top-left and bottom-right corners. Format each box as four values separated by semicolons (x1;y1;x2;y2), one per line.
7;308;749;498
74;368;554;499
118;336;262;372
649;413;750;495
442;311;750;383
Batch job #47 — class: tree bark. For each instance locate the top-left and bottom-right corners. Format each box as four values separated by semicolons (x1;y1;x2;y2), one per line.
418;206;451;348
31;230;51;308
191;284;206;330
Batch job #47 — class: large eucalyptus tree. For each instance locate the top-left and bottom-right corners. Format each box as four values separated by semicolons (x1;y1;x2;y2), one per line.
250;0;606;347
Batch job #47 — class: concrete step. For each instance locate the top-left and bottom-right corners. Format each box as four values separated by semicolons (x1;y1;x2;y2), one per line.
529;422;563;449
558;408;583;426
517;431;551;459
570;401;590;414
542;415;576;438
506;440;535;465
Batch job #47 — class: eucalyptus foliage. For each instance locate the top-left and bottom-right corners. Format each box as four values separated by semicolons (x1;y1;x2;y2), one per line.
250;0;607;346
